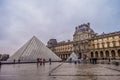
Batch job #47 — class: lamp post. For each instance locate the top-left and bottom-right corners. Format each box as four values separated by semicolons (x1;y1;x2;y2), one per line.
109;55;111;64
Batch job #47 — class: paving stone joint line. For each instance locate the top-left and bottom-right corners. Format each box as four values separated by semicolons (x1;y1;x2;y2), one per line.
49;63;63;76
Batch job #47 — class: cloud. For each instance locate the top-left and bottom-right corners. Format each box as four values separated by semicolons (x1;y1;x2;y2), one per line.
0;0;120;55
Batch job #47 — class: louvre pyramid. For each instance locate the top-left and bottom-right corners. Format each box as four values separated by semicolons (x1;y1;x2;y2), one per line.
8;36;61;62
66;52;78;61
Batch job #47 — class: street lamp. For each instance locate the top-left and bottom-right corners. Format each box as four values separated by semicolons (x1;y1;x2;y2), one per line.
109;55;111;64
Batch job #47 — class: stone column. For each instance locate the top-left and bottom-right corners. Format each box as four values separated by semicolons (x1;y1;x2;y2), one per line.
115;49;118;58
103;51;106;58
93;52;95;58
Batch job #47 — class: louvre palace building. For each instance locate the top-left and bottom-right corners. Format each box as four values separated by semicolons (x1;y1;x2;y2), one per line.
47;23;120;61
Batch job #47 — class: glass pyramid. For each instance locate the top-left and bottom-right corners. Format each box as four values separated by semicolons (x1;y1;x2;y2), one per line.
8;36;61;62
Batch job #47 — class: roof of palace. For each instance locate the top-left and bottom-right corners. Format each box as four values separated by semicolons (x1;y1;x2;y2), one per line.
74;23;95;35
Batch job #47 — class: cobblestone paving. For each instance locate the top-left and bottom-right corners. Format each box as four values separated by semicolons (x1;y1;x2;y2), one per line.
0;63;120;80
51;63;120;76
51;63;120;80
0;63;61;80
98;64;120;72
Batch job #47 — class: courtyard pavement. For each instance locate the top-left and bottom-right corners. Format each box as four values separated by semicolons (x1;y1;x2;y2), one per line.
0;62;120;80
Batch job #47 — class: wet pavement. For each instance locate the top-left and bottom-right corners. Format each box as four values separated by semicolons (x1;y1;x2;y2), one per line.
0;63;120;80
0;62;61;80
98;64;120;72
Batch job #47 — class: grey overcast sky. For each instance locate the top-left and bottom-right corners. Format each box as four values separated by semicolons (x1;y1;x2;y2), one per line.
0;0;120;55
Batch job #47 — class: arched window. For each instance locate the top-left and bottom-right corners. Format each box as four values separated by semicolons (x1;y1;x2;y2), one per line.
118;49;120;57
91;52;94;57
95;51;98;58
100;51;104;57
105;51;109;57
111;50;115;57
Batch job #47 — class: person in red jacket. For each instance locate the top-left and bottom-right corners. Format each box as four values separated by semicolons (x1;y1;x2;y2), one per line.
39;58;43;65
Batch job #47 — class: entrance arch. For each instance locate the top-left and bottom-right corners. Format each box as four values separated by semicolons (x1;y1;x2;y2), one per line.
95;51;98;58
79;53;82;59
105;51;109;58
91;52;94;58
111;50;115;57
100;51;104;57
118;49;120;57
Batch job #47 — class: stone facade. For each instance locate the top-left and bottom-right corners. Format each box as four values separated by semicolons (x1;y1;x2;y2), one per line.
47;23;120;60
73;23;97;59
89;32;120;60
47;40;74;60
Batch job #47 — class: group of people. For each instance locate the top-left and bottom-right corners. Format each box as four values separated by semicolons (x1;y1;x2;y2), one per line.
12;58;52;65
90;58;98;64
37;58;52;65
37;58;46;65
13;59;21;64
69;58;82;64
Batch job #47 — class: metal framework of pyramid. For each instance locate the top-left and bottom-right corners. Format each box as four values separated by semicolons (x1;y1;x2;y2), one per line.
66;52;78;61
8;36;61;62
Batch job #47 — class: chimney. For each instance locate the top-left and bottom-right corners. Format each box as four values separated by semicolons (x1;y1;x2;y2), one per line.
87;22;90;28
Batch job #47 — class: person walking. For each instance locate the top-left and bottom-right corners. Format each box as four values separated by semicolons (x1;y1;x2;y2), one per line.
37;58;39;66
18;59;20;64
13;59;16;64
0;61;1;66
43;59;46;66
69;58;72;63
0;61;1;69
39;58;43;65
49;58;51;65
